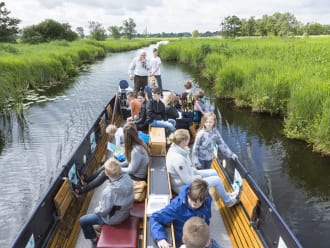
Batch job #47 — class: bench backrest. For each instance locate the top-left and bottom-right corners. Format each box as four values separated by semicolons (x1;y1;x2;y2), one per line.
240;178;260;222
53;178;73;219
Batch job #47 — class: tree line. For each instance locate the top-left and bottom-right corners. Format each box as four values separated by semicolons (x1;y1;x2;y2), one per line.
220;12;330;38
1;1;329;44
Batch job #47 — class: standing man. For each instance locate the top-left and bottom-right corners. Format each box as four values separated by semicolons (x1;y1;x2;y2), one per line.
150;48;163;95
128;50;150;95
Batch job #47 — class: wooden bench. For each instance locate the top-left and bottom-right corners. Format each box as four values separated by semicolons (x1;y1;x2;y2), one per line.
211;158;263;248
53;178;73;220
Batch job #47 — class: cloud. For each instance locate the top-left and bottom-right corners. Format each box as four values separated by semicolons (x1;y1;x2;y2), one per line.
6;0;330;34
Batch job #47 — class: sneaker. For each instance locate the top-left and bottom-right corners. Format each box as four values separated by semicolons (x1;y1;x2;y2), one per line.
70;183;82;198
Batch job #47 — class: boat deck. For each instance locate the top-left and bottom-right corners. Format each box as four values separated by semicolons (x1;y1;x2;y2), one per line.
75;181;232;248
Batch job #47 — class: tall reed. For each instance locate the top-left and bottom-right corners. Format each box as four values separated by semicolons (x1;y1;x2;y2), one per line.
158;37;330;154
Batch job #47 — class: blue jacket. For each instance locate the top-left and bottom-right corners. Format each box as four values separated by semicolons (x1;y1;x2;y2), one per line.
150;184;212;244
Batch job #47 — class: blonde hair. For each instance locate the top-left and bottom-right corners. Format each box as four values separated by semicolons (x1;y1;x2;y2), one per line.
200;112;217;130
167;129;189;145
195;90;204;99
184;80;192;90
106;124;117;142
149;75;156;84
183;217;210;248
104;157;121;179
163;91;176;105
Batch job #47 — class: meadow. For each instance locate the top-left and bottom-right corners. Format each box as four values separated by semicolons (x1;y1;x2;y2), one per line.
159;37;330;155
0;39;158;112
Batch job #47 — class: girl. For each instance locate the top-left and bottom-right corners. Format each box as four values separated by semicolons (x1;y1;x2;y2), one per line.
74;122;150;196
166;129;239;207
192;112;237;170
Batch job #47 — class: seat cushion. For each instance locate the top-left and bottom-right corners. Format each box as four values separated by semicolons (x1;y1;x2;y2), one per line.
130;202;145;219
97;216;139;248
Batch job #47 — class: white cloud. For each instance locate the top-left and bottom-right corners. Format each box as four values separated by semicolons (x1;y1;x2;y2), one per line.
6;0;330;34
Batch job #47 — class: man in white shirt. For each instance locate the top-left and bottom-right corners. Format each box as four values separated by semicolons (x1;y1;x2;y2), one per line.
150;48;163;95
128;50;150;95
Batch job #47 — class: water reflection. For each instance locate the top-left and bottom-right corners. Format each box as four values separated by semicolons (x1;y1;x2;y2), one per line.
216;99;330;248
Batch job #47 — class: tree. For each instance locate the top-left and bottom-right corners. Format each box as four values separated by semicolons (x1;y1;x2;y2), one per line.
304;22;324;35
21;19;78;43
108;25;121;39
76;27;85;38
191;30;199;38
88;21;107;40
220;16;242;38
0;1;21;42
122;18;136;39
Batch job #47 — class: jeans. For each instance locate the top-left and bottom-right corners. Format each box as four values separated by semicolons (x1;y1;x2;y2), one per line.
155;75;162;94
80;213;104;239
150;119;176;135
198;159;212;170
208;238;223;248
80;166;107;194
198;169;231;205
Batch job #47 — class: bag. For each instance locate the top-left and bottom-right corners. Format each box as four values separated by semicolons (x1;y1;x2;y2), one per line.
133;180;147;202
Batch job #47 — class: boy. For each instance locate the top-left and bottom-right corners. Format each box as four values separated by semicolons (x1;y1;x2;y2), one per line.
181;217;211;248
145;75;157;101
150;179;212;247
79;158;134;245
126;91;141;121
150;48;162;95
146;87;176;136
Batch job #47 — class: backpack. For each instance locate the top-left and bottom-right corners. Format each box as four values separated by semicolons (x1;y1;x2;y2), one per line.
181;92;194;112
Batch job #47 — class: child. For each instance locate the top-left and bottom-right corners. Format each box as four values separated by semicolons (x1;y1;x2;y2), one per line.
79;158;134;244
150;179;211;247
181;217;210;248
192;112;238;170
144;75;157;101
126;91;141;121
180;80;194;119
193;90;206;125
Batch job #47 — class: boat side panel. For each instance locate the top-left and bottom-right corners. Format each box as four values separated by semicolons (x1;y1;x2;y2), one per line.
216;149;302;248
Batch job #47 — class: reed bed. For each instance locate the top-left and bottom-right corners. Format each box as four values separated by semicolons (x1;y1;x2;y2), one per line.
158;37;330;154
0;39;157;111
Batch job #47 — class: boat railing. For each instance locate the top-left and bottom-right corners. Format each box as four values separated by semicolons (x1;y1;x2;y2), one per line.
215;148;303;248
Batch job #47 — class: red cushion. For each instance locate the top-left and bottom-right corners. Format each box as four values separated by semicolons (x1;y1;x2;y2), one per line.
130;202;145;219
97;216;139;248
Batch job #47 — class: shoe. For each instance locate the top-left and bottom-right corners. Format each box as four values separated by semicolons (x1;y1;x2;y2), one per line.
79;174;87;186
91;237;98;247
70;183;82;198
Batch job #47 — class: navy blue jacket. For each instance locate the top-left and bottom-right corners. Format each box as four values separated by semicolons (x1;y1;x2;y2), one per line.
150;184;212;244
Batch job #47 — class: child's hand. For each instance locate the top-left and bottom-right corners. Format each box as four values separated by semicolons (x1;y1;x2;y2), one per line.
231;153;238;161
157;239;172;248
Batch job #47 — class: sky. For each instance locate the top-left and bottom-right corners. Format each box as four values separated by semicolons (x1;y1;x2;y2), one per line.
5;0;330;34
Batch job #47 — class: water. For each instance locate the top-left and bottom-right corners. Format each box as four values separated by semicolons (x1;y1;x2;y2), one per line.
0;44;329;248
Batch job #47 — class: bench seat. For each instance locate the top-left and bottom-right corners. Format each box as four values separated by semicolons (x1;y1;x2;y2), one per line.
130;201;145;219
96;216;140;248
211;158;263;248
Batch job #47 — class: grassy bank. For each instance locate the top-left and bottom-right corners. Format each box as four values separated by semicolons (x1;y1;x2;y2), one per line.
159;37;330;155
0;38;158;112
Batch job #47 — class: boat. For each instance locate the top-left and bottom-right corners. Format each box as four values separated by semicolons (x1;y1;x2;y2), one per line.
12;81;302;248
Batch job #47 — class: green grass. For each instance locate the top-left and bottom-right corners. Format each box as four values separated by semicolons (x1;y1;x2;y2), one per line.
158;37;330;155
0;38;158;111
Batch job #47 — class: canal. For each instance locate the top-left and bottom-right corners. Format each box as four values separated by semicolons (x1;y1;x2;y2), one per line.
0;44;329;247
